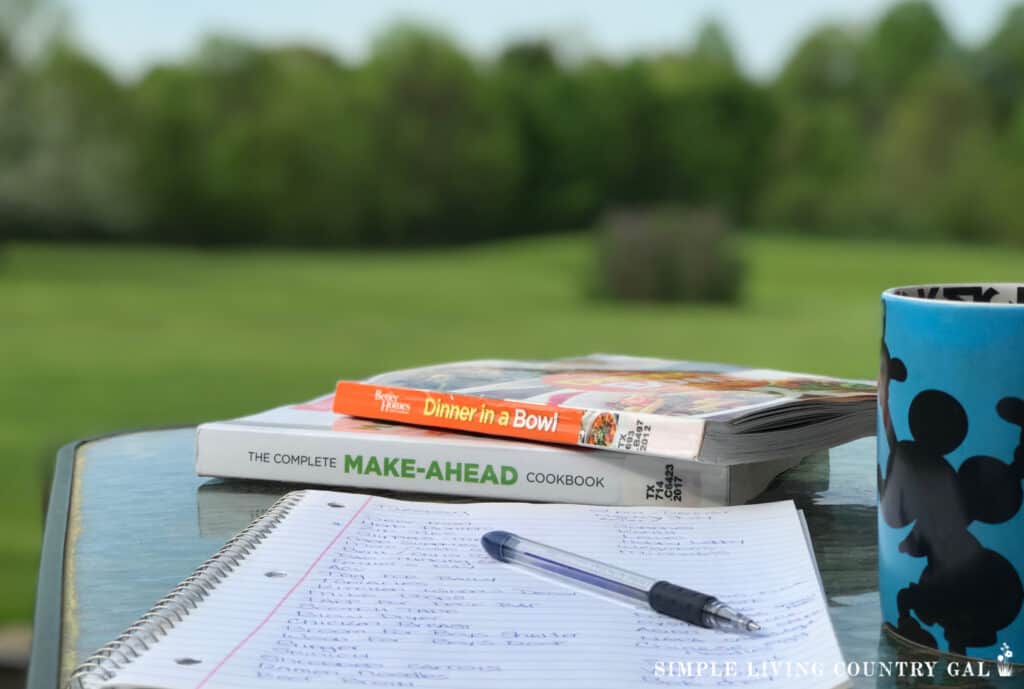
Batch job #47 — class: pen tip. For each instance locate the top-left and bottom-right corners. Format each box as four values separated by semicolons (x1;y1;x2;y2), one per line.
747;621;761;632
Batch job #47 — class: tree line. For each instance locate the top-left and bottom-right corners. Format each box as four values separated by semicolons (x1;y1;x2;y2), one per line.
3;0;1024;246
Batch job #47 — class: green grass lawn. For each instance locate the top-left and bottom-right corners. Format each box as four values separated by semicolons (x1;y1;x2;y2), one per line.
2;232;1022;622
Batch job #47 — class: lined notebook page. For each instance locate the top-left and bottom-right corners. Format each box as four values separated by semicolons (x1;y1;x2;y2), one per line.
90;491;846;689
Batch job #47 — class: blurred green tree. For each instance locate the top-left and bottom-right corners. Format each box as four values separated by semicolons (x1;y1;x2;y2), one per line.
0;42;135;237
637;23;776;220
495;41;612;230
977;4;1024;127
4;3;1024;246
871;65;1013;241
0;0;65;61
132;46;238;243
0;0;135;238
693;20;737;70
759;26;868;232
358;24;522;244
578;58;664;208
133;38;370;245
775;26;863;104
861;1;956;122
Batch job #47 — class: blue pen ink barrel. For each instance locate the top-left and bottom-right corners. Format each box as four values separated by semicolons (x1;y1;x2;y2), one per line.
879;284;1024;664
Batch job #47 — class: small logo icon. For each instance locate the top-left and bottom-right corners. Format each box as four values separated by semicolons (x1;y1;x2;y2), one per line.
998;642;1014;678
374;389;410;415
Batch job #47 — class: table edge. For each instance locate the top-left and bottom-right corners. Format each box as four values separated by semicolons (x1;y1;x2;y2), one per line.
28;427;197;689
26;438;77;689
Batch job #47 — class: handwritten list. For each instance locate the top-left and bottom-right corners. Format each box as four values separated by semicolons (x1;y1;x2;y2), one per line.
93;491;845;689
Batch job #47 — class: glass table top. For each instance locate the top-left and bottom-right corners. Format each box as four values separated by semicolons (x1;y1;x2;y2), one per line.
55;429;1007;688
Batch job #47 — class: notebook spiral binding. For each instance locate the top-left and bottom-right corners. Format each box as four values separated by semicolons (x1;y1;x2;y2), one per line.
67;490;308;689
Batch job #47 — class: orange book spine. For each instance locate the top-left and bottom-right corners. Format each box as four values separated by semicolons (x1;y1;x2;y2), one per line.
333;381;585;446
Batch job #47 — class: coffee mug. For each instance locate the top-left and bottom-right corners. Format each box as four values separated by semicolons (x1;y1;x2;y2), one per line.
878;284;1024;663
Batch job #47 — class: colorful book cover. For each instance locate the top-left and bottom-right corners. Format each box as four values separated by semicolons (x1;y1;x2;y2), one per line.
332;354;875;461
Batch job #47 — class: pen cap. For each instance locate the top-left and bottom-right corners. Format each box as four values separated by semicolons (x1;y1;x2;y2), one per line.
481;531;515;561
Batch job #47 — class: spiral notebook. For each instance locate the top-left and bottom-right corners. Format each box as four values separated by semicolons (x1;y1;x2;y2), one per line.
69;490;847;689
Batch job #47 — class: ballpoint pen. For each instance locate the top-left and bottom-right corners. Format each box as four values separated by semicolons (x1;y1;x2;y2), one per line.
481;530;761;633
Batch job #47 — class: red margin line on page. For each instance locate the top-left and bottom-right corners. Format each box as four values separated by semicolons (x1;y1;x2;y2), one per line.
194;494;375;689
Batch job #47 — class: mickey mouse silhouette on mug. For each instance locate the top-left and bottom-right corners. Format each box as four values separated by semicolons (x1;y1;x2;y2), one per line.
879;284;1024;663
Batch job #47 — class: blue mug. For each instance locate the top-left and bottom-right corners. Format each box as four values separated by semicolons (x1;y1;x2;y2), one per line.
879;284;1024;663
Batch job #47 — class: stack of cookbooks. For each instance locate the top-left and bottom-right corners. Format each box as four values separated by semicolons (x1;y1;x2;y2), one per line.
196;354;875;506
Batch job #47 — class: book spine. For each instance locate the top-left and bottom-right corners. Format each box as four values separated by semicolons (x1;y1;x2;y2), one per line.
195;425;727;507
332;381;706;460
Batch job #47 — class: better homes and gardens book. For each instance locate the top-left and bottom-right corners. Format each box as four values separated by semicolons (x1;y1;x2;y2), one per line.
332;354;875;463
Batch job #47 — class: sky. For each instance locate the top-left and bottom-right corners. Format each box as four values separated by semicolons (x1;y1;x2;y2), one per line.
66;0;1017;80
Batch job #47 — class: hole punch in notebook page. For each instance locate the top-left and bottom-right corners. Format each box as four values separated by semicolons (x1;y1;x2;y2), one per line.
87;491;847;689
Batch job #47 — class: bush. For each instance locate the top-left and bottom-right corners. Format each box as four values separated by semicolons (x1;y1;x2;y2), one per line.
593;206;745;303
